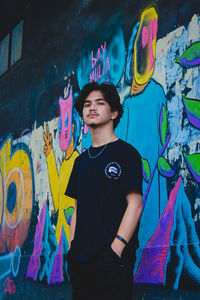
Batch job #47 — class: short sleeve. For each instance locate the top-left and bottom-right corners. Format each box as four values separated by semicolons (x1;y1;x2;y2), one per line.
65;157;79;200
121;148;143;196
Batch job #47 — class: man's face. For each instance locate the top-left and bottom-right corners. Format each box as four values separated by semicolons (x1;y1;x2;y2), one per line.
82;90;117;128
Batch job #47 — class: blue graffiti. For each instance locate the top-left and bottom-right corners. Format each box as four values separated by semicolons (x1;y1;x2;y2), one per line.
0;246;21;280
77;28;126;89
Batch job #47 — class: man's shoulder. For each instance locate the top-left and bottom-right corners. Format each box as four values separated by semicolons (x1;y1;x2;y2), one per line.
74;149;87;163
118;139;141;158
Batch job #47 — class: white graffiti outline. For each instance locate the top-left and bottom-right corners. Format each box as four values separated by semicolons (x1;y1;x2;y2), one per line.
4;167;24;230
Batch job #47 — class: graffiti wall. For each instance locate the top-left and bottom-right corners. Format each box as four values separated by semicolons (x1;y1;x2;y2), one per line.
0;0;200;298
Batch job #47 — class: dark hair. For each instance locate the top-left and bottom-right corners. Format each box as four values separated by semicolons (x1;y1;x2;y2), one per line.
75;82;123;129
72;106;81;149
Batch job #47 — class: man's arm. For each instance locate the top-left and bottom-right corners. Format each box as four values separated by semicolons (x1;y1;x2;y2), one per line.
69;199;77;250
111;191;143;257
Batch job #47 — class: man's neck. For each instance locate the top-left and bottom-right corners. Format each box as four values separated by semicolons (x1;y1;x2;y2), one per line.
89;124;117;147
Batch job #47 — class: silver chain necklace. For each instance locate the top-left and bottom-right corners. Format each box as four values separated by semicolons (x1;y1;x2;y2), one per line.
88;137;117;159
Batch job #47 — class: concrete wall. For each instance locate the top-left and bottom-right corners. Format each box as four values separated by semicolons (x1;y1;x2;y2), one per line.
0;0;200;298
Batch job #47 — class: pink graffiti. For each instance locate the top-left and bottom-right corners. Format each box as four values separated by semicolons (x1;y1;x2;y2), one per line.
90;41;111;83
3;277;16;294
59;86;73;151
83;123;89;135
142;26;148;48
91;41;106;68
141;18;158;72
104;78;111;83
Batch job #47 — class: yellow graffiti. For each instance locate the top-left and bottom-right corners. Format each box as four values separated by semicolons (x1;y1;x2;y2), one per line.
130;74;148;95
0;137;33;253
131;7;158;94
46;150;78;244
43;125;79;244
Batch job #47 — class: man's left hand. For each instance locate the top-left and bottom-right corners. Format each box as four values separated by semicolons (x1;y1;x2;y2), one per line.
111;237;125;258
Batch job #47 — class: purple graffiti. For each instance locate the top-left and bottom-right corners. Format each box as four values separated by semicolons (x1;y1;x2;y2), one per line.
48;228;63;284
59;86;73;151
182;96;200;129
159;167;175;177
26;200;47;280
180;57;200;67
134;177;181;284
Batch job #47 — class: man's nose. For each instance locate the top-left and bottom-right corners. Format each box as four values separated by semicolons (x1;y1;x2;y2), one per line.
90;103;97;111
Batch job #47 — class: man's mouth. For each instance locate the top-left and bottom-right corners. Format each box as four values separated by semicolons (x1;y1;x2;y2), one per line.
88;113;98;118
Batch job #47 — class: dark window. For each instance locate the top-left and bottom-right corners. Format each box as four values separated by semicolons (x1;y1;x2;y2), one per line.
0;20;23;76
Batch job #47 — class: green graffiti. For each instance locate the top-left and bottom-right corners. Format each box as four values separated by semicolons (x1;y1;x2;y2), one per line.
142;158;151;183
157;156;175;177
175;41;200;68
183;152;200;183
160;104;167;146
64;206;74;226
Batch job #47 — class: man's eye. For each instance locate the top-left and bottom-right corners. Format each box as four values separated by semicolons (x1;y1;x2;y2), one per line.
98;102;104;105
84;104;90;107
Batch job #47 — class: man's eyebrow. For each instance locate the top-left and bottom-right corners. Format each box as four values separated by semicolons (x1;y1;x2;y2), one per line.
84;98;105;102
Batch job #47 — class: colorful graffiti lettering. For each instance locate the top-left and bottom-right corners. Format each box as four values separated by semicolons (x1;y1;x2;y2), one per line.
0;135;34;280
90;41;110;82
0;136;34;253
77;28;126;89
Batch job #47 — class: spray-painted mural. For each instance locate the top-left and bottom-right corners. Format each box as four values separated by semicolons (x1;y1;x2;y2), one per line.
0;1;200;299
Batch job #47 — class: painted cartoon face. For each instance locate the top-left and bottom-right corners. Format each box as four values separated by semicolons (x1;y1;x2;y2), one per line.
58;86;73;151
133;7;158;88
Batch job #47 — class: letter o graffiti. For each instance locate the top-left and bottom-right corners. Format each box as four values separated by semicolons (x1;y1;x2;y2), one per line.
0;137;34;253
4;168;24;230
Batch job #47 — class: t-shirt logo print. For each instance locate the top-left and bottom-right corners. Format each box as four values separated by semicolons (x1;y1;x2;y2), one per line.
105;162;122;180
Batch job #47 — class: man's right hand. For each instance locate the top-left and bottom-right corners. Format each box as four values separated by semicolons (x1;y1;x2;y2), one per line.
43;124;52;157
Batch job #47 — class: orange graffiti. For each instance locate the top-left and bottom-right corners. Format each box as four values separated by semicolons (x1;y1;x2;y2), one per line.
0;136;34;253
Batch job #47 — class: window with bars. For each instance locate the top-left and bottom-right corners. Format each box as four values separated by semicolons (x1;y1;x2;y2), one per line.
0;20;23;76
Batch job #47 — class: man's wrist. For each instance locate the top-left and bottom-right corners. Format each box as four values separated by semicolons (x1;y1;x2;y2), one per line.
115;234;128;246
111;238;126;258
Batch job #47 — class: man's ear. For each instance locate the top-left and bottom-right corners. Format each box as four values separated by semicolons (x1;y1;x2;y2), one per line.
111;111;118;120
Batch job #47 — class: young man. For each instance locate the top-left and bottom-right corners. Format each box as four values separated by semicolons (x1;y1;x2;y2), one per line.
65;82;143;300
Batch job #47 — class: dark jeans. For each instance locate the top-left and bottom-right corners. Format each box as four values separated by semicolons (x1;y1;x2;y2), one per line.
67;246;134;300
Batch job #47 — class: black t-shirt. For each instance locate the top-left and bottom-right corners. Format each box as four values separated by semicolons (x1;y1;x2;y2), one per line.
65;139;143;259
